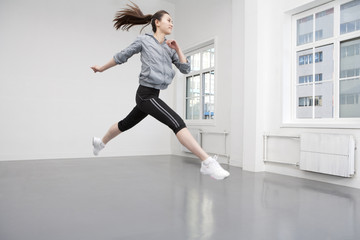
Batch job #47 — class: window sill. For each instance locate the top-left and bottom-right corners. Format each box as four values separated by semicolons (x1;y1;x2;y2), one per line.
281;120;360;129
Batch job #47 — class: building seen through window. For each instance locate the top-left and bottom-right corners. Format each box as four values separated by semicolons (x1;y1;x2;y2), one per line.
294;0;360;119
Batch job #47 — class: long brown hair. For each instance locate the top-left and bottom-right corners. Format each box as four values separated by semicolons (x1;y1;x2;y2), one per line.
113;1;169;33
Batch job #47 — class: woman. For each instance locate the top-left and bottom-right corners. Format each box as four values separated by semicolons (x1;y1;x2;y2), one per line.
91;2;229;180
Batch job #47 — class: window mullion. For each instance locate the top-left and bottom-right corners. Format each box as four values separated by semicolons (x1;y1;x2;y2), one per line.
199;55;202;120
312;47;315;119
312;12;316;119
201;72;205;120
334;3;340;119
292;15;297;121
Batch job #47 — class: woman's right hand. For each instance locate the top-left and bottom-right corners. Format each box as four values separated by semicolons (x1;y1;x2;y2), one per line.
90;65;102;73
91;59;117;73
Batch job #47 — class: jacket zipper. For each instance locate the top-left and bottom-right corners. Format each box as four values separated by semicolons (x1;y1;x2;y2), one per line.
162;45;166;86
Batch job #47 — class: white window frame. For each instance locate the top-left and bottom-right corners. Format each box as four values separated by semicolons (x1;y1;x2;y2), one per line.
183;38;217;126
284;0;360;128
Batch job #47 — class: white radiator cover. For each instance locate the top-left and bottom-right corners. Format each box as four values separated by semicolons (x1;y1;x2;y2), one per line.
300;133;356;177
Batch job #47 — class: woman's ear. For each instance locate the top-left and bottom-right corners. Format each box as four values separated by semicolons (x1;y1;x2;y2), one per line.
155;19;160;27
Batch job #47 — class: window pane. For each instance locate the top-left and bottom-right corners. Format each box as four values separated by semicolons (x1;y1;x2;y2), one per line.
186;75;201;98
340;78;360;117
211;71;215;94
315;8;334;41
186;98;200;120
297;15;313;46
202;71;215;120
297;49;313;118
186;76;192;97
315;44;334;118
203;96;215;119
340;0;360;35
314;82;333;118
210;48;215;67
297;88;313;118
193;53;201;71
189;55;194;71
203;71;215;95
193;75;201;95
340;38;360;78
186;75;201;120
202;50;211;69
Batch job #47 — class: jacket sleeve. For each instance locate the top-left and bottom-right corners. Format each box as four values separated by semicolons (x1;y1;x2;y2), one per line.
172;51;191;74
113;36;142;64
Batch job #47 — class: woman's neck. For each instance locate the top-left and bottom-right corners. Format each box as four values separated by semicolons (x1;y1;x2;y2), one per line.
153;31;166;44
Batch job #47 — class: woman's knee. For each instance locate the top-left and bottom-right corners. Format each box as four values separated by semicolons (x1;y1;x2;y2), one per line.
173;123;187;135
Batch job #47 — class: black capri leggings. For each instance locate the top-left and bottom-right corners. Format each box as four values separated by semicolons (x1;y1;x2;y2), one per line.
118;85;187;134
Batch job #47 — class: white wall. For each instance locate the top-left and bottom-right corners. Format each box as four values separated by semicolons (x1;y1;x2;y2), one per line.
244;0;360;189
242;0;266;172
230;0;245;167
0;0;175;160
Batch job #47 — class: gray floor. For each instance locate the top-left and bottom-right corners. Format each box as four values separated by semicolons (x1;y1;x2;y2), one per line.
0;155;359;240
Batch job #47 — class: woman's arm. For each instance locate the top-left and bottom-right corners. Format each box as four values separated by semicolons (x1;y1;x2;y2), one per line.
166;40;187;63
167;39;191;74
91;36;142;73
91;58;117;73
175;47;187;64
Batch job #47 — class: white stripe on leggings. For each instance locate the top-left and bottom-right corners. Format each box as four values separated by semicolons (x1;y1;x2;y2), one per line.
149;98;180;128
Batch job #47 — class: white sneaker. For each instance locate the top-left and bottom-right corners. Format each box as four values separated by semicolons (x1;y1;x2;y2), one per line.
92;137;105;156
200;155;230;180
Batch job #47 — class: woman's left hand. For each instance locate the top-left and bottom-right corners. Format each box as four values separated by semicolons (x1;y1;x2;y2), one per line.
166;39;179;51
167;39;187;63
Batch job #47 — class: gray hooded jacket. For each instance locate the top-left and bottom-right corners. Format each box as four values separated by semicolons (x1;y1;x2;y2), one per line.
114;34;191;90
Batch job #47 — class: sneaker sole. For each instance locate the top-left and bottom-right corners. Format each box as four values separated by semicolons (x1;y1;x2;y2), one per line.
200;169;228;180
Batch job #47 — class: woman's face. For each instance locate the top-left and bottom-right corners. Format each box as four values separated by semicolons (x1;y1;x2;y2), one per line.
156;14;173;35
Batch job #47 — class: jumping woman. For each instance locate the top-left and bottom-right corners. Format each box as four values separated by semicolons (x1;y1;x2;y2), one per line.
91;2;229;180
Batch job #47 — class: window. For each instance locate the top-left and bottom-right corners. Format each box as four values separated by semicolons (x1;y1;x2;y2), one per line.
340;0;360;34
315;73;323;82
293;0;360;120
315;51;323;62
298;96;322;108
299;75;313;84
185;43;215;121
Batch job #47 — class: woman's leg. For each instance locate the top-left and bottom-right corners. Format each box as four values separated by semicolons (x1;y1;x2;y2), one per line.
104;105;148;144
102;123;122;144
93;106;147;155
176;128;209;161
138;97;209;161
131;94;230;179
176;127;230;180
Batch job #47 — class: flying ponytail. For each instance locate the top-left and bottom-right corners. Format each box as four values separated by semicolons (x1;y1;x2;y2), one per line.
113;1;169;33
